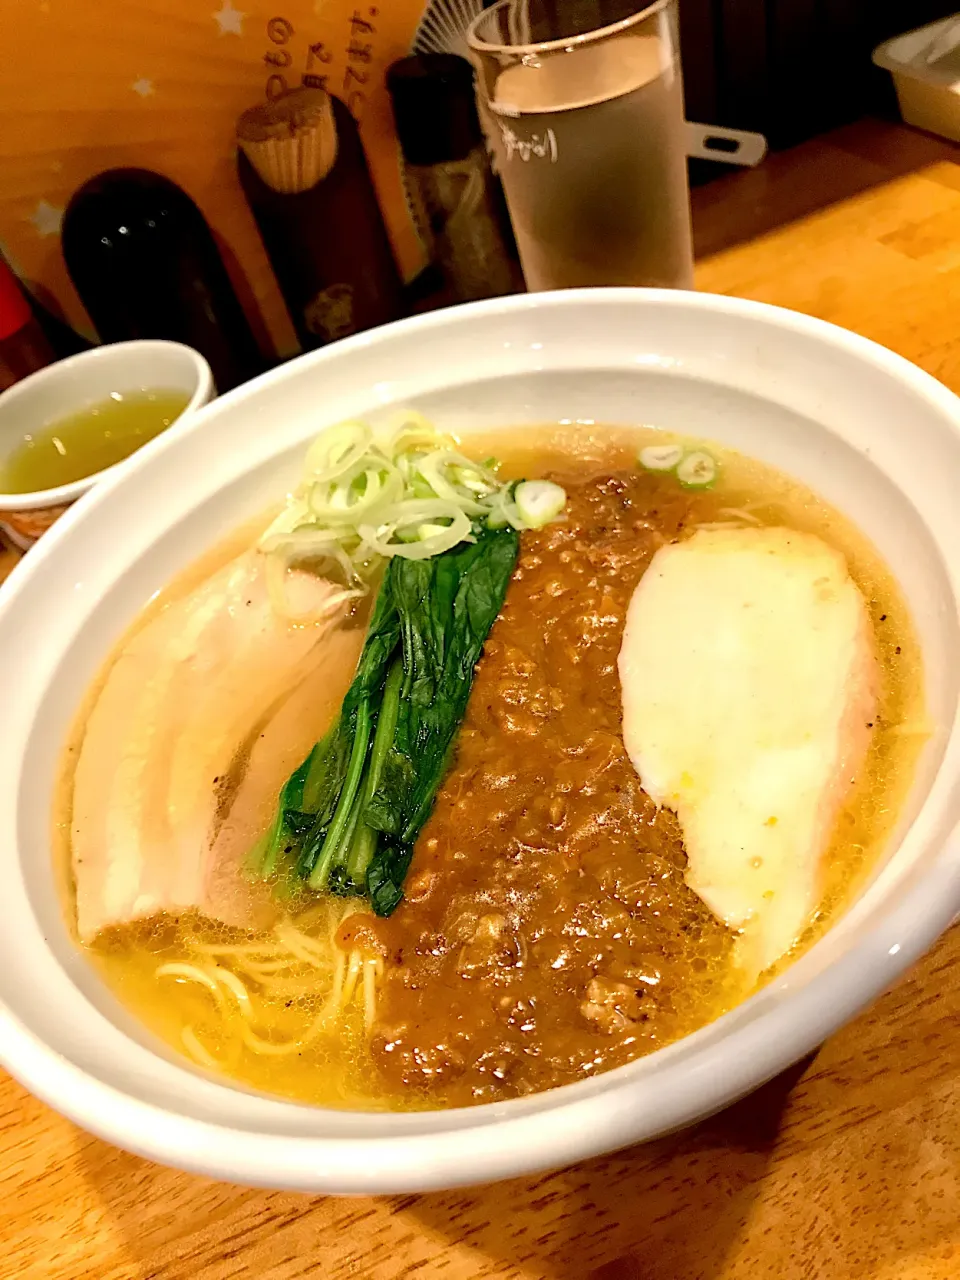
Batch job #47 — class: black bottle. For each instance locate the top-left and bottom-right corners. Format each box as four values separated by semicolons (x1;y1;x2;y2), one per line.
61;169;262;390
237;88;404;349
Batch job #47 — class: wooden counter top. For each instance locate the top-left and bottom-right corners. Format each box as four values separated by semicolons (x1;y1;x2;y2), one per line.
4;118;960;1280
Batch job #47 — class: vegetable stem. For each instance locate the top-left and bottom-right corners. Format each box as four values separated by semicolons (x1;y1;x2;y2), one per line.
343;823;377;888
307;701;373;890
339;658;403;891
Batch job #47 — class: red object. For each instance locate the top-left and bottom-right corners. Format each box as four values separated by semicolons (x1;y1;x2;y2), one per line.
0;258;54;389
0;258;32;340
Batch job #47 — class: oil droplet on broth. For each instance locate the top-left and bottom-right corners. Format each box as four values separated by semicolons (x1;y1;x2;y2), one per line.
0;387;190;494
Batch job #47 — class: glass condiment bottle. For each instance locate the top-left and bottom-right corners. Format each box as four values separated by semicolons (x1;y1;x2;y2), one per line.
61;169;262;390
237;88;404;349
0;256;55;391
386;54;520;305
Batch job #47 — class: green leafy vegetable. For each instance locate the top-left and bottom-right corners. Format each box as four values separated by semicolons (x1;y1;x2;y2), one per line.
251;523;520;915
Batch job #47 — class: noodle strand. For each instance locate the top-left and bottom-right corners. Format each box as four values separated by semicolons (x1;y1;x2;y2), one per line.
181;1026;220;1069
156;903;384;1069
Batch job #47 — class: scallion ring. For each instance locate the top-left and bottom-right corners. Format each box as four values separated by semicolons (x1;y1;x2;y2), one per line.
358;500;471;560
677;451;719;489
639;444;684;472
301;422;374;485
514;480;567;528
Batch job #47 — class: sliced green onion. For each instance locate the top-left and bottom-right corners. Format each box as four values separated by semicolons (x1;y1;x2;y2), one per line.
483;484;524;531
415;450;498;516
302;422;373;484
260;497;313;543
359;501;471;560
514;480;567;528
307;460;403;524
639;443;683;472
451;465;493;495
677;450;719;489
259;412;568;603
383;410;454;456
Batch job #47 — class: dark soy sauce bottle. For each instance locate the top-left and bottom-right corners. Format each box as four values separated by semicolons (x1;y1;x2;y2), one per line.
62;169;262;390
237;88;404;349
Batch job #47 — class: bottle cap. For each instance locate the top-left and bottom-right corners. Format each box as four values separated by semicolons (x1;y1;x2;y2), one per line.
386;54;482;166
0;258;32;342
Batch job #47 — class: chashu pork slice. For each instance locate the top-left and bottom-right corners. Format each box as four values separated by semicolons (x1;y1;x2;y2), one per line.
203;624;363;920
618;526;877;975
72;550;349;941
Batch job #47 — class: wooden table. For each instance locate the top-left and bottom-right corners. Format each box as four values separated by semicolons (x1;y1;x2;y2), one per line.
5;118;960;1280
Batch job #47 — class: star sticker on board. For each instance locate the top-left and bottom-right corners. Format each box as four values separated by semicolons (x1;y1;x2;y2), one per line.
29;200;63;238
213;0;244;35
131;78;155;98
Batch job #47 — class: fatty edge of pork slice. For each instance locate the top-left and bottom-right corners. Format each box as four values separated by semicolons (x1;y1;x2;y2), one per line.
618;526;878;977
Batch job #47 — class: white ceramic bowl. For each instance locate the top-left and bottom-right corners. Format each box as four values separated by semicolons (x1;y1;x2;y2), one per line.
0;339;214;548
1;289;960;1195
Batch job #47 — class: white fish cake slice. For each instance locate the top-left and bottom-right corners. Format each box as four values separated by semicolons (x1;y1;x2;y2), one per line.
618;526;878;975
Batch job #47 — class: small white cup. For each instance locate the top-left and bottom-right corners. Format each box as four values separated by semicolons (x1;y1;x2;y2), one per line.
0;339;214;549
